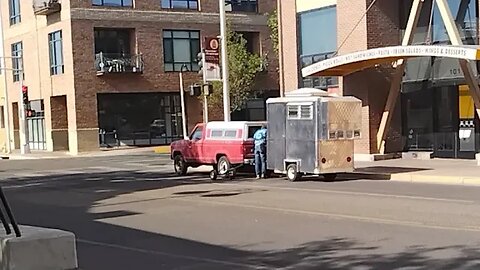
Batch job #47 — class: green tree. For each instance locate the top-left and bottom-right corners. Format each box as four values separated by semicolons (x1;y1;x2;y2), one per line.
267;9;279;55
207;23;264;114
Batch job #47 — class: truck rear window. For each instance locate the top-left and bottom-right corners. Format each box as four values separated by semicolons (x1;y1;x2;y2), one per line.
247;126;262;139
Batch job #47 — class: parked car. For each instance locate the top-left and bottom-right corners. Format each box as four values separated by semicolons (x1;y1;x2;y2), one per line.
150;119;166;137
170;121;265;176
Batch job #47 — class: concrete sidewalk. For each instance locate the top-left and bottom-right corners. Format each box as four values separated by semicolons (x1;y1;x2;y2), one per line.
355;159;480;186
1;146;163;160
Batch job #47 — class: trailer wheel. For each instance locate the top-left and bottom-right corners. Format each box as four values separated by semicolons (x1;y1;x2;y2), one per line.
286;164;301;182
323;173;337;181
209;170;218;181
174;155;188;176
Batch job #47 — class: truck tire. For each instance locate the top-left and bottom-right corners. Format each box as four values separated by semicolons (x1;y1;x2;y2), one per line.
217;156;232;176
174;154;188;176
286;164;301;182
323;173;337;181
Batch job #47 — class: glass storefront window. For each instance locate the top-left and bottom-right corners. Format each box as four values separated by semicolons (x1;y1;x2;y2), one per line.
97;93;183;146
432;0;478;44
298;6;338;89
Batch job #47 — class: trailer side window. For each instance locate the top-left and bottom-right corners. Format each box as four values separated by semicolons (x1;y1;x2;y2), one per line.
287;105;299;119
288;104;312;120
300;105;312;119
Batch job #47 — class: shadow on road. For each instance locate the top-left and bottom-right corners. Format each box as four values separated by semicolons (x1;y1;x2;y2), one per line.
2;170;479;269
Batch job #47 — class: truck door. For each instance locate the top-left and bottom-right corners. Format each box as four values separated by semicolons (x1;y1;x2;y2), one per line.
185;126;204;163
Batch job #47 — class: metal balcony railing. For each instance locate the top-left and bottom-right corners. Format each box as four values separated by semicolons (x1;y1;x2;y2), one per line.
95;52;144;76
33;0;61;15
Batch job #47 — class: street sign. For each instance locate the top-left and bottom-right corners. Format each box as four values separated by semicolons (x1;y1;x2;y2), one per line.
203;37;222;82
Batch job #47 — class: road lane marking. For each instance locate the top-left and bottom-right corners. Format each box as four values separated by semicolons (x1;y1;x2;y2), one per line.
77;238;267;269
174;197;480;233
210;182;475;204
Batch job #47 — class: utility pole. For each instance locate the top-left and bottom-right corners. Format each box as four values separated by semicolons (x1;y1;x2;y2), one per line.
179;65;188;139
219;0;231;122
18;55;29;154
0;6;11;153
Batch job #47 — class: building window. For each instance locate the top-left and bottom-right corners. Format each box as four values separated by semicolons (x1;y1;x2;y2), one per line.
237;32;260;55
0;106;5;129
92;0;133;7
225;0;257;12
49;31;64;75
298;5;338;89
11;42;23;82
9;0;21;25
163;30;200;72
161;0;198;10
94;28;131;55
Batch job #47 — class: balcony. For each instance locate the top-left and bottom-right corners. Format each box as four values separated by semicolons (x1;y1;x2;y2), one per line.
33;0;61;16
95;53;144;76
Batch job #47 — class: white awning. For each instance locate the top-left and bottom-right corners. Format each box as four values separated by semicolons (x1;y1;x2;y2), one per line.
302;45;480;77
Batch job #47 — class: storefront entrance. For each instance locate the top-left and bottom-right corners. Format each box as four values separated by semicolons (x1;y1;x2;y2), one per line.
402;84;479;159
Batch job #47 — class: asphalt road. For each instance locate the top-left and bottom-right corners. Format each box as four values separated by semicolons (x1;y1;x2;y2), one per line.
0;153;479;269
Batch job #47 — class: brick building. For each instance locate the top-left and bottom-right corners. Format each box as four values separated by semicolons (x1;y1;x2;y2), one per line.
0;0;278;154
279;0;480;160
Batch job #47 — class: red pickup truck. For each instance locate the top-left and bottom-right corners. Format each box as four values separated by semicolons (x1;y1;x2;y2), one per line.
171;121;265;176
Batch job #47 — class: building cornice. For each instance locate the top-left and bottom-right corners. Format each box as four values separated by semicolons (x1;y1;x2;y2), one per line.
70;8;268;26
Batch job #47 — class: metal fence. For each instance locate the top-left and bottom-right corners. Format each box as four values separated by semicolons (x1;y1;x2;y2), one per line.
27;116;47;150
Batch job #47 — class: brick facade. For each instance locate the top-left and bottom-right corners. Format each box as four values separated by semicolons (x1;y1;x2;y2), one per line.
1;0;278;153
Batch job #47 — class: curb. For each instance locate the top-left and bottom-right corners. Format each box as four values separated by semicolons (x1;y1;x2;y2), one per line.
154;146;170;154
390;173;480;186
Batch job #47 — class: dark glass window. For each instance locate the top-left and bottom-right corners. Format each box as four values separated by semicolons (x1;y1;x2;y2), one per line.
161;0;198;10
94;28;131;55
163;30;200;72
92;0;133;7
9;0;21;25
11;42;23;82
49;31;64;75
98;93;184;145
225;0;258;12
298;6;338;89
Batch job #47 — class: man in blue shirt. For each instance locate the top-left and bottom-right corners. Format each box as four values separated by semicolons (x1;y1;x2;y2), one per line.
253;125;267;179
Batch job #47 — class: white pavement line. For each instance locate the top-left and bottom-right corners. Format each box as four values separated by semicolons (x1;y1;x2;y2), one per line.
174;197;480;233
211;182;475;204
77;238;266;269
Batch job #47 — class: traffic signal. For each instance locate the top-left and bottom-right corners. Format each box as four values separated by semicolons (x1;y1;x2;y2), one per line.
189;84;202;96
203;83;213;96
22;85;28;105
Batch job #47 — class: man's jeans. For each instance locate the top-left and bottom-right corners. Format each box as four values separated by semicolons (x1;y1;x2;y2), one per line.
255;144;266;176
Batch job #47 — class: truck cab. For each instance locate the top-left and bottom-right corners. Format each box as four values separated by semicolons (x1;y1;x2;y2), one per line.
171;121;265;176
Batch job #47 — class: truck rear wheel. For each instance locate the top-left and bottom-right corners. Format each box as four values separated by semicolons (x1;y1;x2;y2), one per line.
286;164;301;182
174;155;188;176
217;156;232;175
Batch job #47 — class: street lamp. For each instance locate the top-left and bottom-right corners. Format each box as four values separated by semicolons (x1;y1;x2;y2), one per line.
179;64;189;139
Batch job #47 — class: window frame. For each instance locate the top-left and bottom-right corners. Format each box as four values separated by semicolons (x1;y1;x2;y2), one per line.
225;0;258;13
11;41;23;82
9;0;21;25
163;30;200;72
48;30;64;76
161;0;199;10
92;0;133;7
